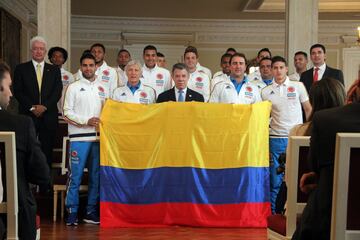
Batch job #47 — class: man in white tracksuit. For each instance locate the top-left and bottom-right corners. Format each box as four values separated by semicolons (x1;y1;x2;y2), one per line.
63;53;105;226
115;48;131;86
140;45;171;98
184;46;211;102
210;53;261;104
112;60;156;104
47;46;75;114
90;43;118;98
211;53;232;91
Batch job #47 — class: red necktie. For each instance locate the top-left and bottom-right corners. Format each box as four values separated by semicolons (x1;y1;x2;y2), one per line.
313;67;319;83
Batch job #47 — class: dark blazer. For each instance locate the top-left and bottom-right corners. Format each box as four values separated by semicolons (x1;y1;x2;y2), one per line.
0;110;50;240
156;87;204;103
293;103;360;240
300;65;344;94
13;61;62;130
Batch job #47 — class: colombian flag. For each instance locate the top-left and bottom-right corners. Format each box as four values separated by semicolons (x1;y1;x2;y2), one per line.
100;100;271;228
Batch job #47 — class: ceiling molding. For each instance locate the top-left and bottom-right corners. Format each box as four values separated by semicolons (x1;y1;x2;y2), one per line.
0;0;36;24
71;15;358;46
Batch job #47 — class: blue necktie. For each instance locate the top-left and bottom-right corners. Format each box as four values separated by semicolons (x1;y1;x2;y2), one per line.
178;90;184;102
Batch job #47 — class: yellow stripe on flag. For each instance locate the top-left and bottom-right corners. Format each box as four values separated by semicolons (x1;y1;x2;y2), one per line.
100;100;271;169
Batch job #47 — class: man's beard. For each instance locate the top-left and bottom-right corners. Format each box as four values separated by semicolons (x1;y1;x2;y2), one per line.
82;72;95;80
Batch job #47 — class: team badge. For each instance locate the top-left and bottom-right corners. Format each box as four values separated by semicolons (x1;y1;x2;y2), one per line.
157;73;163;79
287;86;295;93
98;86;105;93
63;75;69;81
71;150;78;157
140;92;147;98
246;86;253;92
196;77;203;82
287;86;296;98
103;70;110;76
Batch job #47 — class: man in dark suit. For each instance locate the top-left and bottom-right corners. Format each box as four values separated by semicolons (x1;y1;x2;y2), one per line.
0;61;50;240
300;43;344;93
13;36;62;169
292;91;360;239
156;63;204;103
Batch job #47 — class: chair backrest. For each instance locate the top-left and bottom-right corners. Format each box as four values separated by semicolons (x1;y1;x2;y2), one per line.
61;136;88;175
285;136;310;237
0;132;18;239
61;136;70;175
331;133;360;240
52;119;68;168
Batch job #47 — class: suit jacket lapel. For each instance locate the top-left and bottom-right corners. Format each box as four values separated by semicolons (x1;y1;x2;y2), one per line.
170;88;177;101
27;61;40;95
41;63;50;94
323;66;330;78
185;89;193;102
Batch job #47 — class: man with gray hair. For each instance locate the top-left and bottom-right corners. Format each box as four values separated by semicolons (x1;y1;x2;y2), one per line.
112;60;156;104
13;36;63;172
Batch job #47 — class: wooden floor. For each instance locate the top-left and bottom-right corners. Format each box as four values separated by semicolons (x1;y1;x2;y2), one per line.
37;186;267;239
41;220;267;240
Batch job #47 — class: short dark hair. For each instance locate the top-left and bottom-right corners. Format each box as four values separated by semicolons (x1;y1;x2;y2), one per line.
172;63;189;74
80;53;96;64
48;46;68;63
157;52;165;58
258;48;272;58
184;46;198;58
117;49;130;57
294;51;308;59
0;61;10;84
226;48;236;54
259;57;272;66
221;53;232;63
310;43;326;54
271;56;287;67
230;52;247;65
143;45;157;55
90;43;106;53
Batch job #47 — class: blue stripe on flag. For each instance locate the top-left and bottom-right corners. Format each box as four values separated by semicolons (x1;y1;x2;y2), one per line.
100;166;270;204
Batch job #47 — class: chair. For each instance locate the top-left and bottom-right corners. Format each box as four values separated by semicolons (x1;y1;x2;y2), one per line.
0;132;18;240
267;136;310;240
52;137;88;222
331;133;360;240
52;117;68;169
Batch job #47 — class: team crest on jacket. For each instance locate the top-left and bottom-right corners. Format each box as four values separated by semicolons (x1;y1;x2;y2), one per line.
156;73;163;79
98;86;105;93
246;86;253;92
71;150;78;157
63;75;69;81
140;91;147;98
103;70;110;76
196;77;203;82
287;86;296;98
98;86;106;98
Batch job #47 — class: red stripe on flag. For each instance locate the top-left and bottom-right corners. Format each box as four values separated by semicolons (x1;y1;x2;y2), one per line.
100;202;270;228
